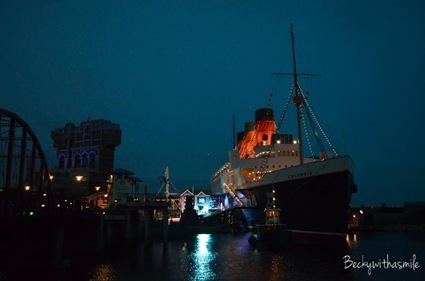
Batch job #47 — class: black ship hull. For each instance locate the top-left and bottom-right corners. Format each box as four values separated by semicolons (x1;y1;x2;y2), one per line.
240;169;355;240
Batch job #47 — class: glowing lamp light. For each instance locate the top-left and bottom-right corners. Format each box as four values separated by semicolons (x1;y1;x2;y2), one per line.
25;185;31;191
293;140;298;144
75;175;84;181
95;186;101;191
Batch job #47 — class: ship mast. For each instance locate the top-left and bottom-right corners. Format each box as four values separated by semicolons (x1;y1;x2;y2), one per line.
165;166;170;202
272;24;320;165
290;23;304;165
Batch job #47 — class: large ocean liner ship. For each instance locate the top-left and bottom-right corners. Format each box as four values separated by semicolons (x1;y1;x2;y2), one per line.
211;24;357;241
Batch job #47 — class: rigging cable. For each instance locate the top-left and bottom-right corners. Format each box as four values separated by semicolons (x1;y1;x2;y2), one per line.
304;104;327;158
276;84;295;132
299;86;338;157
300;107;315;159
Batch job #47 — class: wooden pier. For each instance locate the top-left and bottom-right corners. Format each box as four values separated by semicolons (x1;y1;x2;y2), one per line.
104;200;172;250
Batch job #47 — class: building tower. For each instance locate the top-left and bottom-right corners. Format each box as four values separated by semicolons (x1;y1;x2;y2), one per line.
50;118;121;199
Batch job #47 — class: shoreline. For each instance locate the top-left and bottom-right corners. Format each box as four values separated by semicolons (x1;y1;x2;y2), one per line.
349;224;425;232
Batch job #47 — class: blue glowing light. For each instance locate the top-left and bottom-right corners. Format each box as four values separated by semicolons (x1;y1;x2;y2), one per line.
190;234;218;281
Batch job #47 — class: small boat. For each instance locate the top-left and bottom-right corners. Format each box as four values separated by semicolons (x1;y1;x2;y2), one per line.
248;208;292;250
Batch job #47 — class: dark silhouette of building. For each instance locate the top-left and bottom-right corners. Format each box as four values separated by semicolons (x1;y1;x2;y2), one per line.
50;118;121;200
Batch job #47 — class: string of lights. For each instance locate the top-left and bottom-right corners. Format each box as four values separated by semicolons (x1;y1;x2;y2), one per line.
276;84;295;131
299;86;338;157
300;108;314;159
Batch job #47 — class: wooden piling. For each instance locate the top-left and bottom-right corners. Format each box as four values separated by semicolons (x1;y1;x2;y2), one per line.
144;209;153;249
163;208;169;251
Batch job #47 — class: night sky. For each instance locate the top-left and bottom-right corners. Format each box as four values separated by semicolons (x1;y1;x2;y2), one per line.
1;1;424;207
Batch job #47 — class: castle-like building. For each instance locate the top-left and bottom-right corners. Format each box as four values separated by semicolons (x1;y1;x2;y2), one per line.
50;118;121;200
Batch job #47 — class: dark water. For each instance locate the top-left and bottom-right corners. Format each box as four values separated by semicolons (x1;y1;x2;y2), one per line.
1;228;424;281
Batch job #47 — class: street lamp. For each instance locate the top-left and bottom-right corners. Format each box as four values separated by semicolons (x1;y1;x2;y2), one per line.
74;175;86;210
75;175;85;182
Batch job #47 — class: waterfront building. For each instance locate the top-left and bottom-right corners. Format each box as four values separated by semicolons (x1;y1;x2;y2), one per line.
179;189;194;214
180;189;213;216
349;202;425;231
50;118;121;206
110;168;143;205
193;191;212;216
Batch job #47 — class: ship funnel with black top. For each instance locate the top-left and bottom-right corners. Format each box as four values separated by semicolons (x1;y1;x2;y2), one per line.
238;121;257;159
255;108;277;146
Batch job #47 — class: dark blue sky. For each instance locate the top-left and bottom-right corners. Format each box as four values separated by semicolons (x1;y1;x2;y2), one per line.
1;1;424;206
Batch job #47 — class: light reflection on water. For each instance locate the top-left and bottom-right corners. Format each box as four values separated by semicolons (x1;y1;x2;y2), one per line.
187;234;218;281
89;265;115;281
63;231;425;281
270;256;286;281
